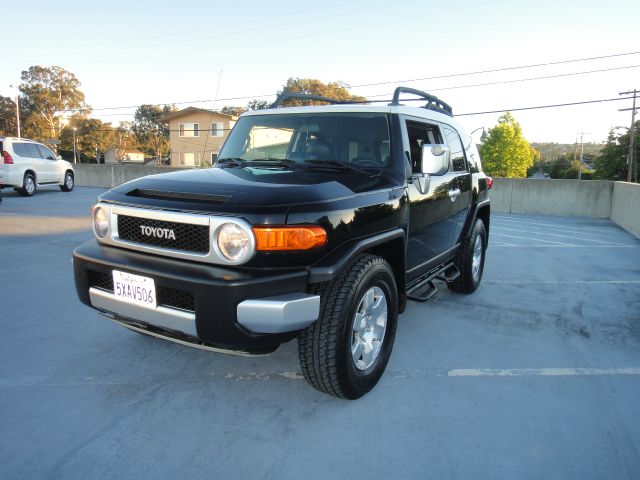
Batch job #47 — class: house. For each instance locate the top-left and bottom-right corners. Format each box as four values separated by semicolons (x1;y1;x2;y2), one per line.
161;107;237;168
103;147;145;164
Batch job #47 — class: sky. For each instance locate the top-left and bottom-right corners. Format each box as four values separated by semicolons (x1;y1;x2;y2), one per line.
2;0;639;145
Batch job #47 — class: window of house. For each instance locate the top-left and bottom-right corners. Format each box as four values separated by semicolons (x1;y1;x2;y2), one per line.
179;152;202;166
211;153;218;164
443;125;467;172
211;122;224;137
179;123;199;137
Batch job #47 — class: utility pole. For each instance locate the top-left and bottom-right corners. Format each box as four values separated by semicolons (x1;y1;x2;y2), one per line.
576;132;589;180
620;89;638;183
9;84;20;138
72;127;77;164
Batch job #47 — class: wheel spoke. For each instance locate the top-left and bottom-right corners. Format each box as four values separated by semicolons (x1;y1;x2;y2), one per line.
370;296;386;320
351;337;364;360
360;341;376;367
353;312;365;333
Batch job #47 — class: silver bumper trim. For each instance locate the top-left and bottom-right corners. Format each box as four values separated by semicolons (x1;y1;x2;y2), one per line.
89;287;197;337
237;293;320;334
99;313;268;357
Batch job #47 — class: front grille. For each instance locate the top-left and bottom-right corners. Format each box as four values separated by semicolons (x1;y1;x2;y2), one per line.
88;269;195;312
117;215;209;254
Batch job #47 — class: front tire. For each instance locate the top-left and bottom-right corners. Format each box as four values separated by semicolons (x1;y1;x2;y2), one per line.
298;254;398;399
60;171;74;192
447;218;487;294
18;173;36;197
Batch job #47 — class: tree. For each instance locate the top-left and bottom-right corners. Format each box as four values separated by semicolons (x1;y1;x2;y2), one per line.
220;106;246;117
0;96;18;136
132;104;175;164
277;78;367;107
59;117;115;162
18;66;90;142
247;99;270;110
593;123;640;181
114;122;138;163
479;112;538;178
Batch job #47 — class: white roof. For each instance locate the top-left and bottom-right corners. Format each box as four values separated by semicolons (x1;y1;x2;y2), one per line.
240;104;465;131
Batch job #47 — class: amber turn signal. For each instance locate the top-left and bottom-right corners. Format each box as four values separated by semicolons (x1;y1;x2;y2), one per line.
253;226;327;251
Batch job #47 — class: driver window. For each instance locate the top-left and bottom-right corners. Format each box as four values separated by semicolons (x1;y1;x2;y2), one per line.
405;120;441;173
36;144;56;160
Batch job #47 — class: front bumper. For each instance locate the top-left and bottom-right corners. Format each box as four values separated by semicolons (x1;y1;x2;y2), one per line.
73;239;319;353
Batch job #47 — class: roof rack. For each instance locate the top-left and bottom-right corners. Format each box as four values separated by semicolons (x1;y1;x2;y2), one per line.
390;87;453;116
271;92;350;108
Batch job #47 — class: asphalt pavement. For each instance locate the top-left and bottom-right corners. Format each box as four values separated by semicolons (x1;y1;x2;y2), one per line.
1;187;639;479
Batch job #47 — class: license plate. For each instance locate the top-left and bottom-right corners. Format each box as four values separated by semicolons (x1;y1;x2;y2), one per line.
112;270;157;309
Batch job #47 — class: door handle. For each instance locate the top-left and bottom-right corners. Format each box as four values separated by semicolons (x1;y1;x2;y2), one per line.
448;188;461;200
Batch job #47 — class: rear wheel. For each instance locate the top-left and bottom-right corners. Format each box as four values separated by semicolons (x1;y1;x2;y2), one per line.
18;173;36;197
60;171;74;192
447;218;486;293
298;254;398;399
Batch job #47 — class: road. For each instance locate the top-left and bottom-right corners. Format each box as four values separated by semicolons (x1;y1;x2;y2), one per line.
1;187;639;479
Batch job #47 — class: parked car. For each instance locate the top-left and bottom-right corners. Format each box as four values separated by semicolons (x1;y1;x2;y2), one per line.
72;87;491;399
0;137;75;196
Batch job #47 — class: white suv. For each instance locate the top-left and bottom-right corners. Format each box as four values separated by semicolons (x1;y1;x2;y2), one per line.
0;137;75;196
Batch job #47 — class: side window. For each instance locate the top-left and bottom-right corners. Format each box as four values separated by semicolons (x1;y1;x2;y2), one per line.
14;143;41;158
461;133;480;173
36;144;56;160
443;125;467;172
405;120;441;173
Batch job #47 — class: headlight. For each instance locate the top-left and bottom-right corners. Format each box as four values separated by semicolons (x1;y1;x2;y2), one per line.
92;206;109;239
217;222;251;262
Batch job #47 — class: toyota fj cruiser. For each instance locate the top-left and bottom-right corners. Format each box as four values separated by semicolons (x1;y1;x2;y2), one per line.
73;87;491;399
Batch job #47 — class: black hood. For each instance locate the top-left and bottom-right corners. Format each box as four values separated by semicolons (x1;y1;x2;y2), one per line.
100;166;396;220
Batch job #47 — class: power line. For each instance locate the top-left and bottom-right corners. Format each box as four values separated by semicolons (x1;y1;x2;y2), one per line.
350;51;640;88
456;96;634;116
55;51;640;114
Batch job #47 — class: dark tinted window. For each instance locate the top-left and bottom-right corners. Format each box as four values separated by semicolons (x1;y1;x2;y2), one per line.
443;125;466;172
13;142;41;158
461;133;481;173
36;144;56;159
221;113;392;169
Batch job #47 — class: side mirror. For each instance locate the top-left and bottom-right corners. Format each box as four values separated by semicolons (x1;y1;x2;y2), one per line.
421;144;450;175
56;155;62;160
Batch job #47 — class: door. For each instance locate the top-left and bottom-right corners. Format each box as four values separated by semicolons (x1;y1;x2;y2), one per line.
35;144;60;183
13;142;46;182
403;118;458;283
442;125;472;244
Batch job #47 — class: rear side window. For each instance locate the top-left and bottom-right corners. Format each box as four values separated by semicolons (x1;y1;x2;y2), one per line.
443;125;467;172
13;142;41;158
36;144;56;159
461;133;481;173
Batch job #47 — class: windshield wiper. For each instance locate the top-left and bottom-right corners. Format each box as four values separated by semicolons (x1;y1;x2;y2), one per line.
217;157;296;169
244;158;297;169
303;159;379;176
216;157;246;168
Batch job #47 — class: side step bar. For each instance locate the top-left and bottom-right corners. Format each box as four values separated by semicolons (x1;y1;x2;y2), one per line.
407;263;460;302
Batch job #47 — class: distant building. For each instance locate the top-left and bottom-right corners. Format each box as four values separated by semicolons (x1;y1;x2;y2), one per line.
103;147;145;164
161;107;236;168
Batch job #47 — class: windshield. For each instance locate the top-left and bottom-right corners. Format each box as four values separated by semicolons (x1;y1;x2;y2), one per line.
218;113;391;169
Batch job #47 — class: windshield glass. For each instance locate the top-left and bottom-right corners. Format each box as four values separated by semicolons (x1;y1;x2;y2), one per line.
219;113;391;169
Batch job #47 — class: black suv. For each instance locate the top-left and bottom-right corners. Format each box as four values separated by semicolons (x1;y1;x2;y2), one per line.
73;87;491;399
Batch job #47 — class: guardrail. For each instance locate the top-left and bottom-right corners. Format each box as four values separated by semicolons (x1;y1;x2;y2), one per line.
71;165;640;239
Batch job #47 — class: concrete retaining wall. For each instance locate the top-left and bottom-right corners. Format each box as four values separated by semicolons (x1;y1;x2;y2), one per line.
492;179;613;218
74;164;185;188
610;182;640;239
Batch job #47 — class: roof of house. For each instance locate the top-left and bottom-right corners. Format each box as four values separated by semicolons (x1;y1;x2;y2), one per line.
160;107;236;123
